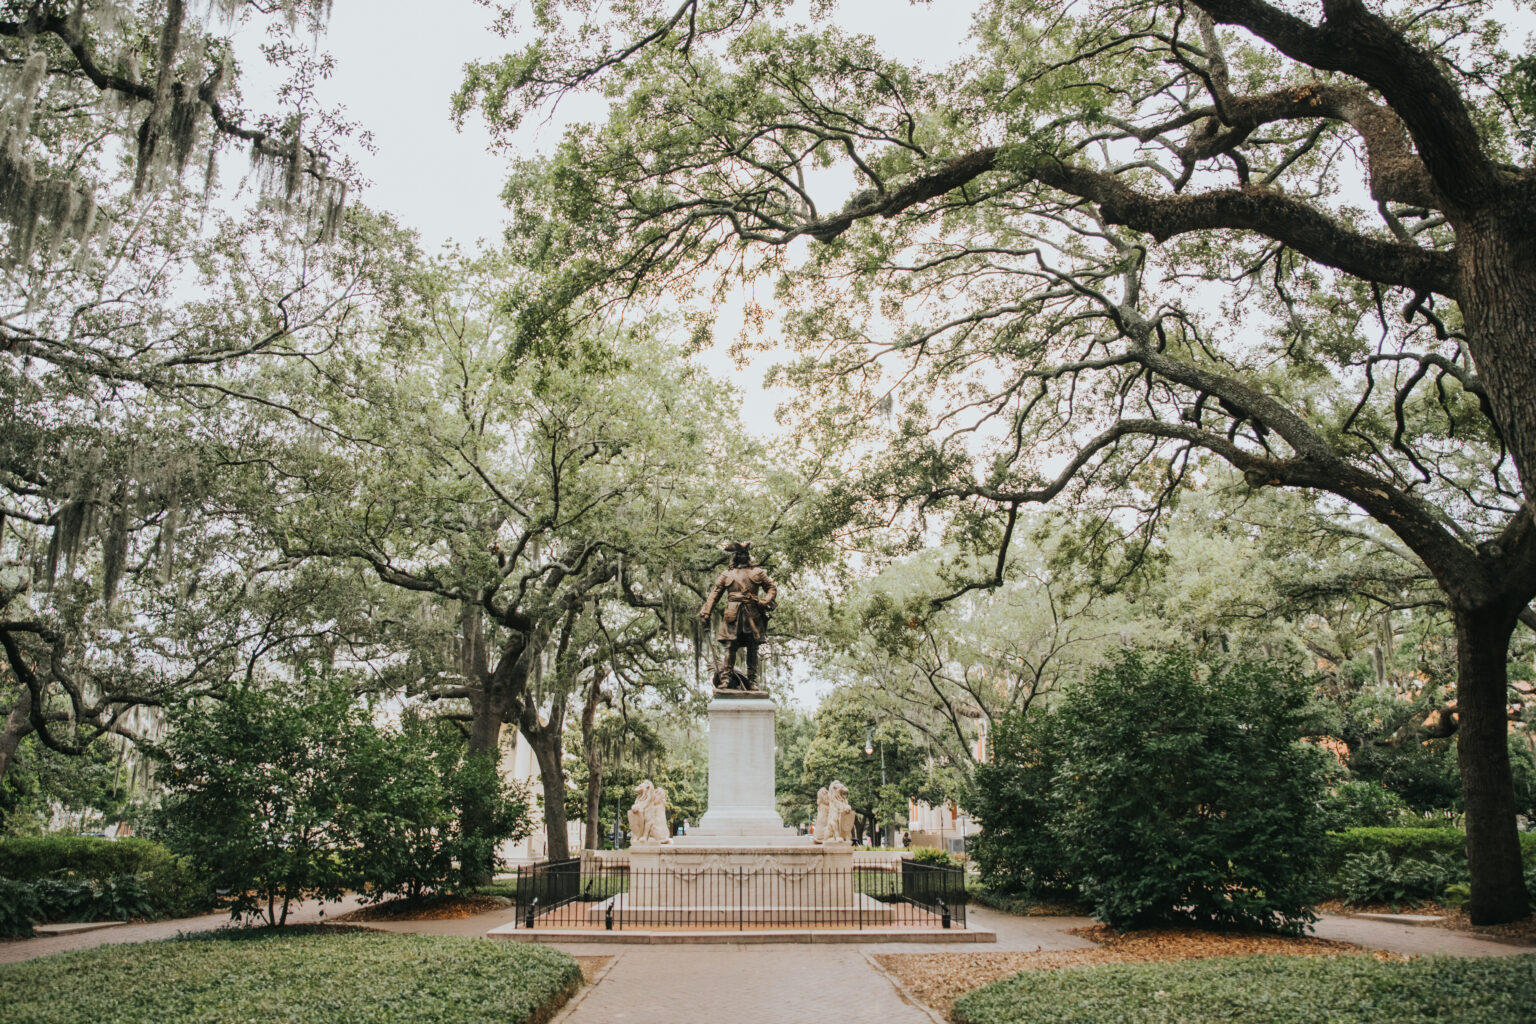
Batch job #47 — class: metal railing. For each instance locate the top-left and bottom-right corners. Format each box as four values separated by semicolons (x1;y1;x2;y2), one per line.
512;857;967;931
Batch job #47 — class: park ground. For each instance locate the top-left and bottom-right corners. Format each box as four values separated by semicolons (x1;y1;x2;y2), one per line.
2;898;1529;1023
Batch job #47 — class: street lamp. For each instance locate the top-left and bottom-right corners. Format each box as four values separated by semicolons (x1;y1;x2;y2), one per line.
864;726;887;846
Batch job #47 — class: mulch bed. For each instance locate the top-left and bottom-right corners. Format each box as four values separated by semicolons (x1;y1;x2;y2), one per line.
874;926;1392;1021
330;894;512;922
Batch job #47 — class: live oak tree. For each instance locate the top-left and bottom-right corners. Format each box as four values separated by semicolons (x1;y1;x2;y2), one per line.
258;251;794;866
462;0;1536;923
0;0;376;797
0;0;357;261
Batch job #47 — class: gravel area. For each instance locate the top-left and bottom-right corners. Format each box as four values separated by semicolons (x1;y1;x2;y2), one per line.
874;926;1387;1020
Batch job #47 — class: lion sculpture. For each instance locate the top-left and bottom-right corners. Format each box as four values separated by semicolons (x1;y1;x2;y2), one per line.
814;780;855;844
627;779;671;844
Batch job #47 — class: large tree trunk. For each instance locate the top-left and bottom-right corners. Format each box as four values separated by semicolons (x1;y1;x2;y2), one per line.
460;701;506;888
1454;605;1530;924
526;728;572;862
1459;212;1536;509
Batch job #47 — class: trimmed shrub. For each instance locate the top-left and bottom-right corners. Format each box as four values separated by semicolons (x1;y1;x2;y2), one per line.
953;953;1536;1024
911;846;958;866
974;649;1334;933
0;836;211;918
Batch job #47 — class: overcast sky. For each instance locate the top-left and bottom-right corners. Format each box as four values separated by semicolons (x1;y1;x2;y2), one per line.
226;2;979;438
228;1;1534;443
232;1;980;251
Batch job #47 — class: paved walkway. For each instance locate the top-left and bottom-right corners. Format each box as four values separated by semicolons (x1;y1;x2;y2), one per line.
2;904;1528;1023
0;895;367;964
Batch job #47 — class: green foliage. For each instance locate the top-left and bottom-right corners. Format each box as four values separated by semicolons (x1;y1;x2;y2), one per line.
801;686;942;839
971;706;1075;900
157;682;362;925
159;681;534;923
975;649;1334;932
1319;779;1411;831
1335;850;1460;907
910;846;958;866
953;953;1536;1024
0;835;211;918
0;877;38;937
1321;826;1536;903
0;873;159;935
342;714;533;901
0;928;583;1024
29;878;98;922
0;734;132;834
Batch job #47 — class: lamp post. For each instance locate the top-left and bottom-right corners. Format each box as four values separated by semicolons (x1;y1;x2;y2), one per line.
865;726;888;846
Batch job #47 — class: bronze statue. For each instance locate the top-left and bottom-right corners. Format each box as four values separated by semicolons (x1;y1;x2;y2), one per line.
698;541;777;691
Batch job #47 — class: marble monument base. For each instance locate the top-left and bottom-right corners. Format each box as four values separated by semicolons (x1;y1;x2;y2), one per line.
694;695;796;838
605;839;884;923
588;892;896;925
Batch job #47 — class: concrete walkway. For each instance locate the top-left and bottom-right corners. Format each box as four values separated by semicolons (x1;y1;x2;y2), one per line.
2;903;1527;1024
0;895;367;964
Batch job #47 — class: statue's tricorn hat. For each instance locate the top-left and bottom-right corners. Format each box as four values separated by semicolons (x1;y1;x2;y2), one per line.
722;540;751;553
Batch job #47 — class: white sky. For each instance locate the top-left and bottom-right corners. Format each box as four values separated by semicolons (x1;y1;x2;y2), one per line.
229;1;982;436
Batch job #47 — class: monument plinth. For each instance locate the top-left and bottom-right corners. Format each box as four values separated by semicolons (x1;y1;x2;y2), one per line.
588;692;890;924
690;695;795;838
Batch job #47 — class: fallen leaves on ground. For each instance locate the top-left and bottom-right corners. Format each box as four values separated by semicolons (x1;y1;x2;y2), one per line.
330;894;512;922
574;956;611;984
1439;908;1536;945
875;927;1393;1021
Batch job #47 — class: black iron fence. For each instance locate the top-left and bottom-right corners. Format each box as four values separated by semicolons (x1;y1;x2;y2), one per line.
512;857;967;931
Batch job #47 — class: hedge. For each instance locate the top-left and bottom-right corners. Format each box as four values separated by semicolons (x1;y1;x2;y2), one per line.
1324;828;1536;876
953;954;1536;1024
0;928;583;1024
0;836;212;920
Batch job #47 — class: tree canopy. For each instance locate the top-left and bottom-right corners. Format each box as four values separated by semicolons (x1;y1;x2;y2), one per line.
460;0;1536;923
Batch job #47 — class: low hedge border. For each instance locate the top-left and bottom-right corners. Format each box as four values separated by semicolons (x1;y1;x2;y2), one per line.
1324;827;1536;875
0;927;583;1024
953;953;1536;1024
0;836;213;931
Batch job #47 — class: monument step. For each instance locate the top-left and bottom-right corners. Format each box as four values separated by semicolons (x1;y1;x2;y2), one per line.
488;926;997;944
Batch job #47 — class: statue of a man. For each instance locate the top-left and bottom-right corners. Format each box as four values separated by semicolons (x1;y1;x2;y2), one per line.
698;540;777;691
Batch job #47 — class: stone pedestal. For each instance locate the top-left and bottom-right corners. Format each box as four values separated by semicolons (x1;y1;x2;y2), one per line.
695;695;794;837
593;840;892;924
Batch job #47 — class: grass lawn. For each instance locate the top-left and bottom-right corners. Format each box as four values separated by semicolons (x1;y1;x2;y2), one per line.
0;926;582;1024
953;953;1536;1024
